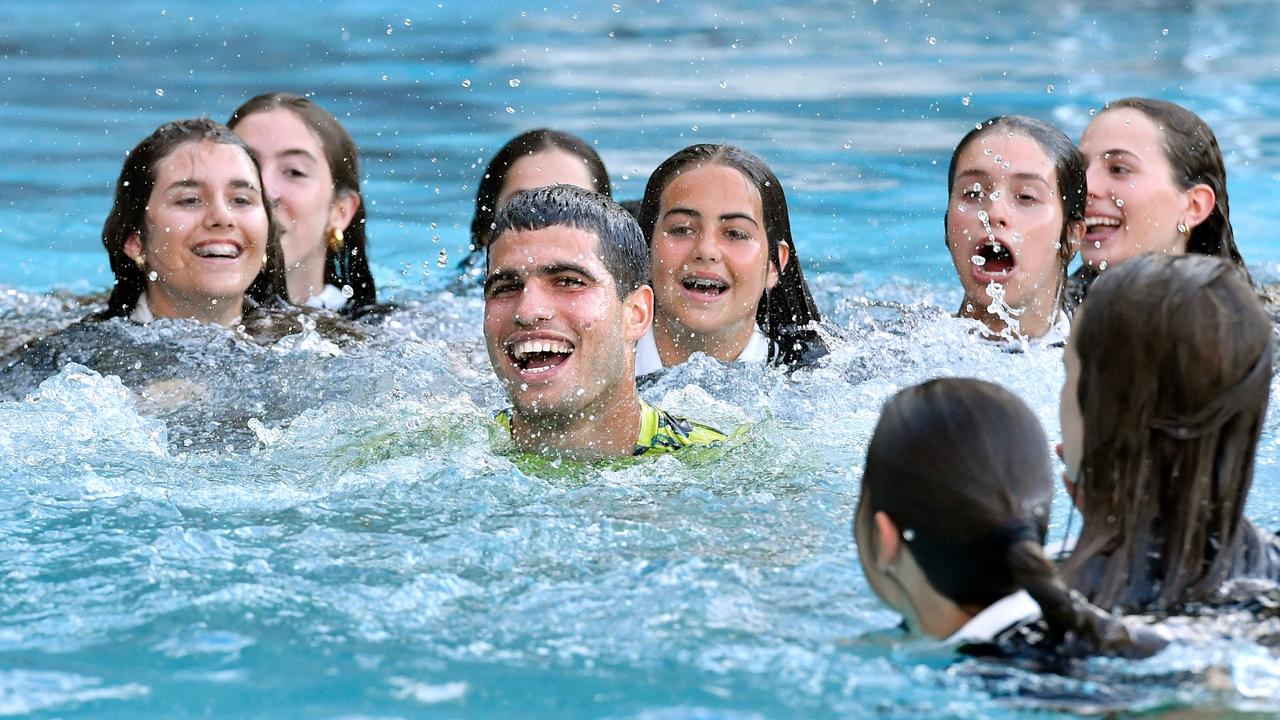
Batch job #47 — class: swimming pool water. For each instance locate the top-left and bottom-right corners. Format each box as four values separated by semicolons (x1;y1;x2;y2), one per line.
4;2;1280;717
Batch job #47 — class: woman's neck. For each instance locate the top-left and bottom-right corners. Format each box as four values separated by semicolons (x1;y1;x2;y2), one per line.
286;258;327;305
144;287;244;327
652;312;757;366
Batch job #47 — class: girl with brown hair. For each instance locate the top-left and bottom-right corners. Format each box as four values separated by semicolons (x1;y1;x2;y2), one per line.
1060;253;1279;612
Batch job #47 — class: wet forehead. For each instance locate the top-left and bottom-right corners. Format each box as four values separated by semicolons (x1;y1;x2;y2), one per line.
153;140;258;186
660;163;763;217
1079;108;1167;161
487;225;609;277
955;132;1056;184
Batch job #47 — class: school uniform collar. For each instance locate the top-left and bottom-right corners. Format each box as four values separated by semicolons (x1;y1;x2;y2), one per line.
945;590;1041;645
635;325;770;376
304;283;348;310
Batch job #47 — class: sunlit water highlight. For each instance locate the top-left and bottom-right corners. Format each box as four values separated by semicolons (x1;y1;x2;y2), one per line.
5;2;1280;718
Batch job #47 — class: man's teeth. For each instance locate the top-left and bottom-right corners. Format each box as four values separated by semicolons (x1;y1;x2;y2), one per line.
511;339;574;359
1085;217;1122;228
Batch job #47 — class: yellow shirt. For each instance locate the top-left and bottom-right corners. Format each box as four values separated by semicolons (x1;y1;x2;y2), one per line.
494;399;726;457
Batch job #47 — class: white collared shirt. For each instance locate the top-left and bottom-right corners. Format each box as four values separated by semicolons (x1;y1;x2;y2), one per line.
945;590;1042;645
635;325;770;377
130;293;154;324
304;283;349;310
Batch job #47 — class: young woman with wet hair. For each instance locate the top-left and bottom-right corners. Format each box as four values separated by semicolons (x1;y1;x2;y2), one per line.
1070;98;1248;306
1060;253;1279;612
635;144;825;373
455;128;611;284
945;116;1085;342
102;117;287;323
856;378;1164;658
228;92;376;311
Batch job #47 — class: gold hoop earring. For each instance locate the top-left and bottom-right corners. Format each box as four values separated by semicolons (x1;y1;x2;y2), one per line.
133;255;146;271
328;227;345;252
1177;222;1189;234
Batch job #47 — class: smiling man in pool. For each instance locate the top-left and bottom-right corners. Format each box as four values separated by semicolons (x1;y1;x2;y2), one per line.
483;184;726;458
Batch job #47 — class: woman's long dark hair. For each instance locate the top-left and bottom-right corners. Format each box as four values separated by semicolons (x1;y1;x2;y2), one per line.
101;118;287;318
1063;253;1271;612
228;92;377;307
860;378;1153;655
947;115;1086;313
470;128;611;252
637;144;825;366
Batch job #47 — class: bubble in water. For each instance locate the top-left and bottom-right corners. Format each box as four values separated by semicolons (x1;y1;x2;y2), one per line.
926;36;937;45
155;88;165;97
148;271;158;281
971;255;987;267
1115;198;1125;208
437;249;448;267
505;106;516;114
509;78;521;88
341;285;354;299
461;79;471;88
1045;84;1055;94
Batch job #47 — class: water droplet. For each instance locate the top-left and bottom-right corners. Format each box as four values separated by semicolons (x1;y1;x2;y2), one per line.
1115;198;1125;208
509;78;521;88
902;529;916;541
993;154;1002;163
971;255;987;267
404;18;412;27
611;3;621;11
341;285;354;299
983;148;992;155
989;190;1002;200
148;271;158;281
155;88;165;97
385;25;393;35
970;182;982;193
437;249;449;267
1045;84;1055;94
976;210;989;224
461;79;471;88
926;36;937;46
505;106;516;114
691;124;699;132
1162;28;1169;37
719;80;727;89
842;142;852;150
961;96;971;107
1099;260;1109;270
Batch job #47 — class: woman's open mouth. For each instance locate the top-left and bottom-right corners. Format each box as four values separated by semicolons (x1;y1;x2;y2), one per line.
971;239;1015;281
1084;215;1122;246
191;240;245;260
506;338;575;378
680;273;730;300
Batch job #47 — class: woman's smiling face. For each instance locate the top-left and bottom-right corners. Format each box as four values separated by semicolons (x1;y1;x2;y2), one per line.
649;163;783;346
1079;108;1190;268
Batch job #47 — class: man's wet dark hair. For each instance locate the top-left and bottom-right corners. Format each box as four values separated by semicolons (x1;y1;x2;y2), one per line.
101;117;287;318
471;128;611;252
488;184;648;298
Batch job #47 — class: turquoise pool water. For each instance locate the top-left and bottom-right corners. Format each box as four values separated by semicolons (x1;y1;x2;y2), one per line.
5;1;1280;717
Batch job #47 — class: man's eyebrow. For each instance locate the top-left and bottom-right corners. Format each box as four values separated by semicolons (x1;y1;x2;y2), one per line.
539;261;601;283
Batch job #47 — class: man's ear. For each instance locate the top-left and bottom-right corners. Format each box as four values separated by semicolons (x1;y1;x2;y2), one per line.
766;240;790;290
1183;183;1216;231
329;189;361;234
873;511;902;569
124;232;144;264
621;284;654;343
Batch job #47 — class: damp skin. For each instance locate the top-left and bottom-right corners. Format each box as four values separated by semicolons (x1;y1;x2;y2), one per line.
1078;109;1193;269
495;148;597;210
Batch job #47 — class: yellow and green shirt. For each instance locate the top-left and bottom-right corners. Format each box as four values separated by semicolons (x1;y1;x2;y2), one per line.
495;399;726;457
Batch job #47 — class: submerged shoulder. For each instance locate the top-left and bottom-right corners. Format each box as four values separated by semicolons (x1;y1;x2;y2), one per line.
640;402;728;456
